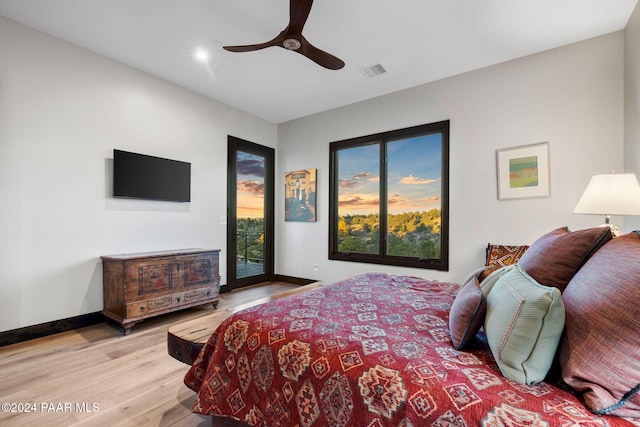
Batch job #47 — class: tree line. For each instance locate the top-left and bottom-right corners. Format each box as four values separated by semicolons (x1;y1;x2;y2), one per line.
338;209;441;258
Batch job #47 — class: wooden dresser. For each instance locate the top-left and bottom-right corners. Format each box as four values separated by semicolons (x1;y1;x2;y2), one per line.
101;249;220;334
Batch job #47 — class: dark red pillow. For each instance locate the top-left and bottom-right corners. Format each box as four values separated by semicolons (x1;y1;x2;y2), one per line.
559;231;640;417
449;274;485;350
517;226;613;292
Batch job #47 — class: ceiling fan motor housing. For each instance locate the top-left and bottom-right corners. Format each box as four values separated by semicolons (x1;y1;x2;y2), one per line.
283;38;302;50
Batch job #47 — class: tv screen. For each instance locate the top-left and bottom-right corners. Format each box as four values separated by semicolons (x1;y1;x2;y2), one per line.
113;149;191;202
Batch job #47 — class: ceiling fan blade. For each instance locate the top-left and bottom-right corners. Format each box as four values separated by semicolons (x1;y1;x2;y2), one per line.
223;32;286;52
223;43;273;53
286;0;313;36
298;36;345;70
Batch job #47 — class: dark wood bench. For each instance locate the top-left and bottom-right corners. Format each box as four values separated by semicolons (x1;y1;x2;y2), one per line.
167;282;323;365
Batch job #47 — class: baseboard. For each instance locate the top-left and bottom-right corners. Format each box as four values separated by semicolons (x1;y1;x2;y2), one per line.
0;312;105;348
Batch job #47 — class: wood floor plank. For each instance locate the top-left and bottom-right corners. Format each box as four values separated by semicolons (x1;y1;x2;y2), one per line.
0;281;313;427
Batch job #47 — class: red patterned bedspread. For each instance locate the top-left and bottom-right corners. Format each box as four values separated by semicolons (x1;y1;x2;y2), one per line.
184;272;636;426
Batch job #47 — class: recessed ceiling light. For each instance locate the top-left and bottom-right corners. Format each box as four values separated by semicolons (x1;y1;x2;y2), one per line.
194;48;210;63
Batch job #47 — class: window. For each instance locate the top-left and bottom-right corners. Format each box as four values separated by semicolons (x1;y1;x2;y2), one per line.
329;121;449;270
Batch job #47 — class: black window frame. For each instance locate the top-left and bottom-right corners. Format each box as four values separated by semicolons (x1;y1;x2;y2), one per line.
328;121;450;271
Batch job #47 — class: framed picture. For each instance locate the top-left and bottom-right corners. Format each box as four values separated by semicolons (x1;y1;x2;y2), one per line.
496;142;550;200
285;169;317;221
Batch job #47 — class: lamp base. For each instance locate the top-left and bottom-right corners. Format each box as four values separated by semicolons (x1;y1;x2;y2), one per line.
599;223;621;237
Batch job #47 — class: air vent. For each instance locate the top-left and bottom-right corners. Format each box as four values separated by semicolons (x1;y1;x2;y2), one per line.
359;63;388;79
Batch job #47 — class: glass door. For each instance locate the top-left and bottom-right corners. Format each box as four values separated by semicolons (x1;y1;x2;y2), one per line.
226;136;274;290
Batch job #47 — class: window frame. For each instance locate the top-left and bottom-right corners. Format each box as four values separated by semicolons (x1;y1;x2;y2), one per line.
328;121;450;271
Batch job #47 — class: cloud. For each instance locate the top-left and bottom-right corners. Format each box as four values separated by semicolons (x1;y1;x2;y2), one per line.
340;171;380;189
339;178;362;189
338;194;379;210
238;159;264;177
399;174;437;185
387;195;401;205
353;172;379;182
237;180;264;195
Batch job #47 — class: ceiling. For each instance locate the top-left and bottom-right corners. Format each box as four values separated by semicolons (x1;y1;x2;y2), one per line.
0;0;637;123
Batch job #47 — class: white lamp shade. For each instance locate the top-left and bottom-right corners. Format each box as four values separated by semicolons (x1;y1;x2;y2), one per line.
574;173;640;216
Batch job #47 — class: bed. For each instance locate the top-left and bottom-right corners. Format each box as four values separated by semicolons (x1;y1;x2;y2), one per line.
184;227;640;426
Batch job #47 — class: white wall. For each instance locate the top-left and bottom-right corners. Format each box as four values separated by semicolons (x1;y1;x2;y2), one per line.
625;3;640;230
0;16;277;332
0;15;629;333
276;32;625;285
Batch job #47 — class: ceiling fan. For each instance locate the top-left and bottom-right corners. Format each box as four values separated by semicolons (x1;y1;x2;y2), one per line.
223;0;345;70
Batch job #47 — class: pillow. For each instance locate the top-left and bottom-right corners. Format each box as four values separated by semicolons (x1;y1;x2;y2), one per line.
449;274;485;350
559;231;640;418
517;226;613;292
478;244;529;282
484;265;565;385
479;264;518;296
486;243;530;266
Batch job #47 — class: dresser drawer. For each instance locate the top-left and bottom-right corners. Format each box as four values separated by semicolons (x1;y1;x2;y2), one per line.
126;286;218;318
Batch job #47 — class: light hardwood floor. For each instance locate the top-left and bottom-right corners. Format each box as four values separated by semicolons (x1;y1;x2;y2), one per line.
0;281;304;427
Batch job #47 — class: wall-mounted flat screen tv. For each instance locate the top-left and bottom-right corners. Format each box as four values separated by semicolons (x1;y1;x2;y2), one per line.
113;149;191;202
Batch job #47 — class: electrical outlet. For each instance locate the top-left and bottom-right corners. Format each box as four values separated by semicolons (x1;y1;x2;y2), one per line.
313;263;319;272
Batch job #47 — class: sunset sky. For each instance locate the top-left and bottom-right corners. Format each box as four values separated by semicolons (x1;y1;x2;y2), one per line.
236;151;265;219
338;133;442;216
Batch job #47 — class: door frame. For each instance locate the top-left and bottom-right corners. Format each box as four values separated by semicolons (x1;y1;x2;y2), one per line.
226;135;275;291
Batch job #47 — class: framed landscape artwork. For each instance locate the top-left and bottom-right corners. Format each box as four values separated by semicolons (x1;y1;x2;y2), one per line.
285;169;317;221
496;142;550;200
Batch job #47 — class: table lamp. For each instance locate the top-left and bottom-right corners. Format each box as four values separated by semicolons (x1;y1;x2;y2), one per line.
573;173;640;235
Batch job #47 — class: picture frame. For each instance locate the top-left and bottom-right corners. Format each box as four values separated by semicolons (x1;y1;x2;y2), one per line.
496;142;550;200
285;168;317;221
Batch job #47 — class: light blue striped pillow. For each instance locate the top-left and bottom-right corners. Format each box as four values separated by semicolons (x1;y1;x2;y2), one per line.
479;264;517;296
484;265;565;385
